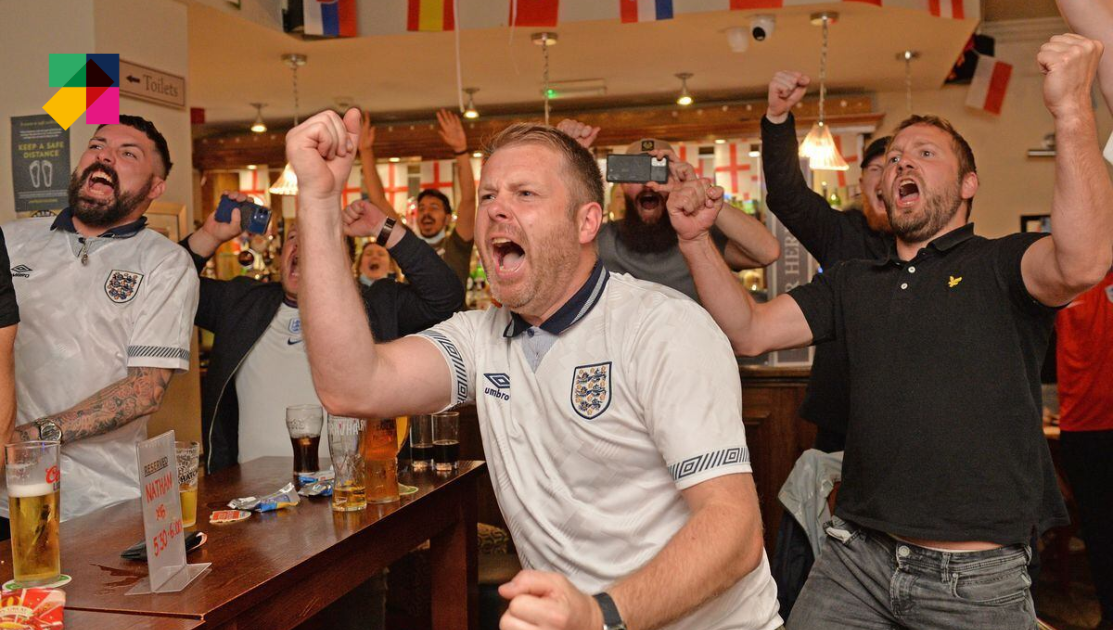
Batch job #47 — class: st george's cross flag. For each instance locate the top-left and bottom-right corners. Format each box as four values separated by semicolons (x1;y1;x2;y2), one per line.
965;55;1012;115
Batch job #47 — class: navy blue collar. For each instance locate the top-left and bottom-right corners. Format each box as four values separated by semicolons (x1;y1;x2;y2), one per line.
503;262;609;338
874;223;976;267
50;207;148;239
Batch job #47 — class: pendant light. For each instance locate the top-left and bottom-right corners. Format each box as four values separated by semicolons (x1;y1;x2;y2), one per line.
250;103;267;134
675;73;694;107
532;32;558;125
463;88;480;119
798;13;848;171
269;54;307;196
898;50;921;115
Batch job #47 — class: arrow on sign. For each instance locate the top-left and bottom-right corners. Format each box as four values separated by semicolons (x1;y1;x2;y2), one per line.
127;75;140;84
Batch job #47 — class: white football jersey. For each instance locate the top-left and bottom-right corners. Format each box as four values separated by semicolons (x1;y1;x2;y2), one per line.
416;266;781;630
4;214;198;521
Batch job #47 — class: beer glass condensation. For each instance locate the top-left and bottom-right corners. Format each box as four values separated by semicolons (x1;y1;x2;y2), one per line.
285;405;324;481
175;441;200;527
362;418;399;504
6;441;61;587
327;416;367;512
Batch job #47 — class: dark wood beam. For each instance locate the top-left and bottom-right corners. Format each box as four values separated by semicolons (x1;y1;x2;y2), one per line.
194;96;883;171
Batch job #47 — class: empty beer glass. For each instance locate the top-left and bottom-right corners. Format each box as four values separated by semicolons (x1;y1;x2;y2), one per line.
6;441;61;587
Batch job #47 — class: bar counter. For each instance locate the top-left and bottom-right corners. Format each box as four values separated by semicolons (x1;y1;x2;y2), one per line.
0;457;486;630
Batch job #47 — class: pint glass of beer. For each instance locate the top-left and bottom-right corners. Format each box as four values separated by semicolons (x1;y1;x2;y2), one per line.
5;441;61;587
327;416;367;512
285;405;324;481
175;441;200;528
362;418;399;504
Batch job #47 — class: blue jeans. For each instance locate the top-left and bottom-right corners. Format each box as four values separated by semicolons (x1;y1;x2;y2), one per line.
787;518;1035;630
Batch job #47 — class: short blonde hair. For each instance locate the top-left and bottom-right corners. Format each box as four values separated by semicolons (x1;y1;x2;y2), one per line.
481;123;604;212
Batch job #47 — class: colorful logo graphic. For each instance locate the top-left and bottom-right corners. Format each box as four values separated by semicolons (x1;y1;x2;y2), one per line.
43;54;119;130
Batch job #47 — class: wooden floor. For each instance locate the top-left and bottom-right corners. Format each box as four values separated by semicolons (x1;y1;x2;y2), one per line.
1037;537;1104;630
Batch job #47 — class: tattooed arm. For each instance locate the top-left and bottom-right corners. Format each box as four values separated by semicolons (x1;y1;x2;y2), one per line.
14;367;174;443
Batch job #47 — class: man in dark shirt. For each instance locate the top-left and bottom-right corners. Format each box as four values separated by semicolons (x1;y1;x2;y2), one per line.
762;70;893;453
0;229;19;459
674;35;1111;628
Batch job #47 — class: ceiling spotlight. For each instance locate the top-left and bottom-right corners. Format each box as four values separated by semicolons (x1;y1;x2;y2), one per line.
531;32;558;47
715;138;726;145
388;157;401;163
472;151;483;158
249;103;267;133
463;88;480;119
675;72;694;107
749;143;761;157
725;27;749;53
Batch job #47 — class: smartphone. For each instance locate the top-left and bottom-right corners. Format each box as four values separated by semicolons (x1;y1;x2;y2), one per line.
215;195;272;235
605;154;669;184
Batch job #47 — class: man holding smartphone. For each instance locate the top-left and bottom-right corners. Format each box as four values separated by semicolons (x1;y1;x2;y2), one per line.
558;119;781;302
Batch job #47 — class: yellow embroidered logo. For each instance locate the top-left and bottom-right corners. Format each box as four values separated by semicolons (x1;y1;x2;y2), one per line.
948;276;963;288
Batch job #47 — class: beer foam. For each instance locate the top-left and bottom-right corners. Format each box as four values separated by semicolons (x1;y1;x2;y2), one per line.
9;482;55;498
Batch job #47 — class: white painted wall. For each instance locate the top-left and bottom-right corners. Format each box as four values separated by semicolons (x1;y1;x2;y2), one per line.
873;18;1113;239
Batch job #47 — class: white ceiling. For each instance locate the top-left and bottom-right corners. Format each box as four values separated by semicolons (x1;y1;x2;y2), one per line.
188;1;983;130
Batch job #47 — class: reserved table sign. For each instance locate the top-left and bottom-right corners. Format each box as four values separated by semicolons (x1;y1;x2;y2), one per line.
128;430;210;595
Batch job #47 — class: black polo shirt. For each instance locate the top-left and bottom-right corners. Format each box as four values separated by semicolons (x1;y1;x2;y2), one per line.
0;229;19;328
789;223;1068;545
763;114;893;440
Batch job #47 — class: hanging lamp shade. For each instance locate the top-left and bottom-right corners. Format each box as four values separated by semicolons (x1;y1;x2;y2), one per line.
268;162;299;195
799;122;849;171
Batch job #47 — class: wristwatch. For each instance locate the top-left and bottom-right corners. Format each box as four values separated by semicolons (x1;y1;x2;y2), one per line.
376;217;397;245
592;592;627;630
35;419;63;444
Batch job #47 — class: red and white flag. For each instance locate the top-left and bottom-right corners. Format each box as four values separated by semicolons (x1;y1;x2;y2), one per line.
620;0;673;23
965;55;1012;115
374;163;412;216
927;0;974;19
509;0;559;26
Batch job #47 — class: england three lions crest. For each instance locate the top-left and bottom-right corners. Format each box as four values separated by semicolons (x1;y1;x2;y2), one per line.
105;269;144;304
571;361;612;420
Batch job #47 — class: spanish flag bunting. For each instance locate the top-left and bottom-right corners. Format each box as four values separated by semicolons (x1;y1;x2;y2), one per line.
408;0;455;32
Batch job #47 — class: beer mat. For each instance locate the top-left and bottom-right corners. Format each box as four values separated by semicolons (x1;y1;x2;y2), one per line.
209;510;251;525
398;483;419;496
3;574;71;590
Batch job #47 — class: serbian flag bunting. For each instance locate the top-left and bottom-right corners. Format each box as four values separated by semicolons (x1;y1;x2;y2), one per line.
510;0;559;27
620;0;673;23
408;0;455;32
965;55;1012;115
304;0;357;37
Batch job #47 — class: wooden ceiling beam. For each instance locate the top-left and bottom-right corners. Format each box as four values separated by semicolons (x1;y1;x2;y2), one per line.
193;96;883;171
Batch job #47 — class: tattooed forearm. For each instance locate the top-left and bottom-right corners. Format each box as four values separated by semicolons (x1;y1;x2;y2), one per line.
18;367;174;444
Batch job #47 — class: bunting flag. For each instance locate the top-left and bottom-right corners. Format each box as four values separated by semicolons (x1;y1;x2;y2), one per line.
237;169;272;207
620;0;673;23
729;0;814;9
408;0;455;32
965;55;1012;115
510;0;560;27
420;161;456;198
304;0;358;38
375;163;412;216
713;141;761;202
927;0;968;19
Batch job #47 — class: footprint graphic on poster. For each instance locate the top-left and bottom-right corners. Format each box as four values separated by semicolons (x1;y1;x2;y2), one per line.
42;160;53;188
29;160;41;188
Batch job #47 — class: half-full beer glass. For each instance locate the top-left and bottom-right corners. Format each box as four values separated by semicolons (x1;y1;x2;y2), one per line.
286;405;324;482
175;441;200;527
5;441;61;586
362;418;399;504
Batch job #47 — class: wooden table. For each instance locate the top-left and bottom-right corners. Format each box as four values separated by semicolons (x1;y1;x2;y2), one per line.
0;457;484;630
65;610;203;629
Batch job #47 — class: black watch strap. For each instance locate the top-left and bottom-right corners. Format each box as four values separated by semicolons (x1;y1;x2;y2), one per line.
592;592;627;630
376;217;397;245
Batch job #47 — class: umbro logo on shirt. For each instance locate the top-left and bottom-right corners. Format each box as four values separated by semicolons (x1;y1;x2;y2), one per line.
483;373;511;401
10;265;31;278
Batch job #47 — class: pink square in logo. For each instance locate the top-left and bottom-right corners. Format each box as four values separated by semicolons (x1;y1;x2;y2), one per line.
85;87;119;124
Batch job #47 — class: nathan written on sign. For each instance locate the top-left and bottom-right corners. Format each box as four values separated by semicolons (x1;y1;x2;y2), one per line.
131;431;210;595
